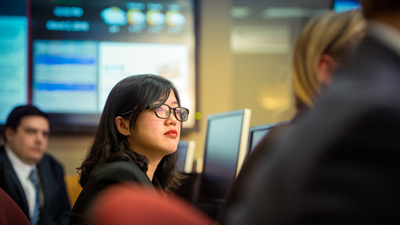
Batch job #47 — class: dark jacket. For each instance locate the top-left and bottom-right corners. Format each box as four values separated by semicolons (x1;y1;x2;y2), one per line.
0;146;71;225
69;160;163;225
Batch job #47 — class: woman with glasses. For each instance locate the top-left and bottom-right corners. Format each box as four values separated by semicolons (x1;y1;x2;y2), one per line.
69;74;190;225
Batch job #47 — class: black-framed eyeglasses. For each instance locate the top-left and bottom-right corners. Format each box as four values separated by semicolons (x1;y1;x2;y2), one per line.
121;104;189;122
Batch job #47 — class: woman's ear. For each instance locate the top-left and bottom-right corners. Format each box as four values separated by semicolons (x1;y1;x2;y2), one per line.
317;54;336;85
115;116;131;136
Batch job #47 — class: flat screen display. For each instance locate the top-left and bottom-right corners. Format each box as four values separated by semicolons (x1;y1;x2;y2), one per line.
246;121;288;156
0;0;198;133
176;140;195;173
0;0;28;126
247;124;273;154
198;109;251;204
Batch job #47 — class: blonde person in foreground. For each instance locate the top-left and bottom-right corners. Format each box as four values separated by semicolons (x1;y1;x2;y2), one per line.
219;9;366;224
224;0;400;224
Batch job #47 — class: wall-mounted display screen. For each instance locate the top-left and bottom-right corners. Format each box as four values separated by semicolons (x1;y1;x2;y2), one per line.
0;0;198;133
0;0;28;126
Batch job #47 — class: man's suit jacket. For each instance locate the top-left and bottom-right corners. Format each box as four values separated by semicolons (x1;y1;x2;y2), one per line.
0;146;71;225
69;160;163;225
224;35;400;225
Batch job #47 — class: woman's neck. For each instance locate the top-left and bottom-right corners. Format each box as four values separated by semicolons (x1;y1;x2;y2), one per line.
146;158;161;181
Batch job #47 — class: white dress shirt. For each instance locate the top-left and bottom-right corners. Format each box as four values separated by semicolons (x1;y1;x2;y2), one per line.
5;145;41;218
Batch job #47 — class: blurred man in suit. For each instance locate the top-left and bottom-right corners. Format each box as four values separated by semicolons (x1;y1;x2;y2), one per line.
224;0;400;224
0;105;71;225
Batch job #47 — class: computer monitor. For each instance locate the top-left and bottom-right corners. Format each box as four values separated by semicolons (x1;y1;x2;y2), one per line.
246;121;288;155
247;123;276;155
176;140;195;173
198;109;251;204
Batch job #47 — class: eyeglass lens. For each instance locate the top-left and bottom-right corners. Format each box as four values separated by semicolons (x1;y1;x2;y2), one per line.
154;104;188;121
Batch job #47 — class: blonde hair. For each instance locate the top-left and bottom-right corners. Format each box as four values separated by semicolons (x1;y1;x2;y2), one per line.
292;10;366;109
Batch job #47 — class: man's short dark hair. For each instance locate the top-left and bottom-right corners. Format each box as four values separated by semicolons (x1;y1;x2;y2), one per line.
3;105;49;142
360;0;400;19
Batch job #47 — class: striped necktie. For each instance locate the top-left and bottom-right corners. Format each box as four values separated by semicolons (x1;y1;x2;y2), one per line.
29;169;40;225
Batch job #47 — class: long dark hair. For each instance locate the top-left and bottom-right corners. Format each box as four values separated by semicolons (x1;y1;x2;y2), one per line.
78;74;184;193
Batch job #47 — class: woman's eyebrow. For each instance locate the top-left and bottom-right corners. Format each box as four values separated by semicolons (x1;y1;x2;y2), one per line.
170;101;179;106
154;100;179;106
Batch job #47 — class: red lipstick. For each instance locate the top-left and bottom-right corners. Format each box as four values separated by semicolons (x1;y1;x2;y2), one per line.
164;129;178;137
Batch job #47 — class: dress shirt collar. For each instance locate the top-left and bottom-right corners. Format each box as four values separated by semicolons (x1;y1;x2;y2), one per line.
5;145;36;179
368;20;400;57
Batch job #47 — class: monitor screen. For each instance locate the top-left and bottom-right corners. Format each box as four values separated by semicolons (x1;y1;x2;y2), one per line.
176;140;195;173
0;0;28;126
246;121;288;156
0;0;198;133
198;109;251;204
332;0;361;13
247;124;275;155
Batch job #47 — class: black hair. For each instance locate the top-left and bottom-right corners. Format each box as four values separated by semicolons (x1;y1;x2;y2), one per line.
3;105;49;142
78;74;184;193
